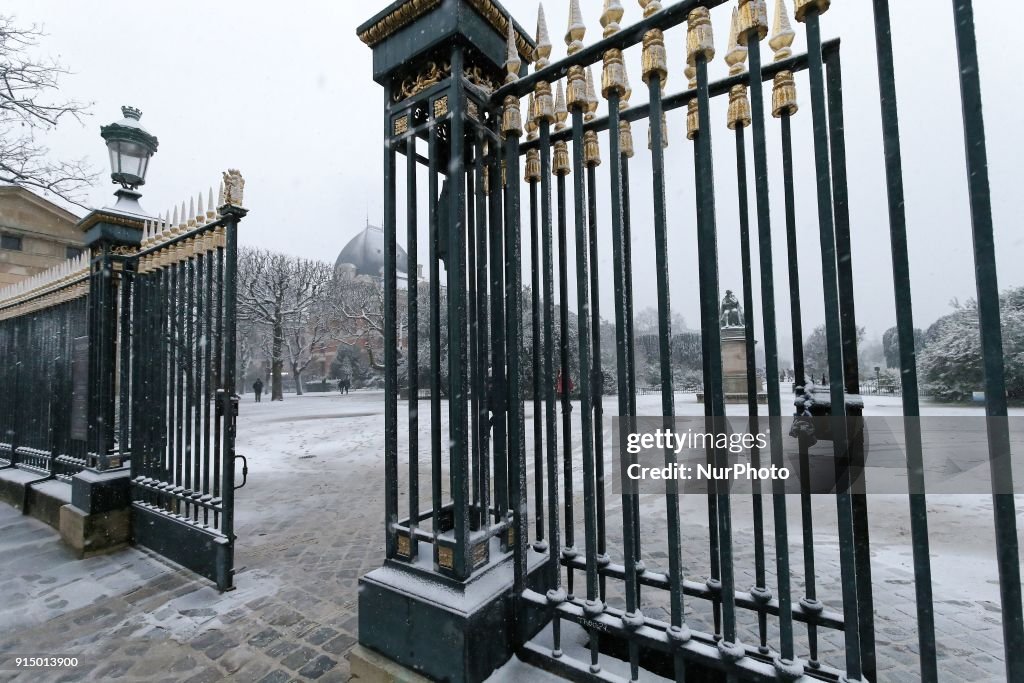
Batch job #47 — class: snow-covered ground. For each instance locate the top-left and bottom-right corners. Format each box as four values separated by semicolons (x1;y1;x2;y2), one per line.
236;389;1023;679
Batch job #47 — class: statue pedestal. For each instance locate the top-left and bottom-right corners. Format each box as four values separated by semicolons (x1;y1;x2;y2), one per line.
696;327;767;404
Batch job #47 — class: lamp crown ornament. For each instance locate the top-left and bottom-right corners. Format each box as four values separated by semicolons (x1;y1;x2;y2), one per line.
121;105;142;120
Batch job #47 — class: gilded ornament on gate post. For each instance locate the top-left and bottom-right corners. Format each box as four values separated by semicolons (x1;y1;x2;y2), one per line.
770;0;799;117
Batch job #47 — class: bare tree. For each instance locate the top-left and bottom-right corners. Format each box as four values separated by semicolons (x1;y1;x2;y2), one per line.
0;15;96;206
283;261;333;395
237;248;329;401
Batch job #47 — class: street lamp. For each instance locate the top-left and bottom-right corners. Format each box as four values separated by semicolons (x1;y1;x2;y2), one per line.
100;105;158;213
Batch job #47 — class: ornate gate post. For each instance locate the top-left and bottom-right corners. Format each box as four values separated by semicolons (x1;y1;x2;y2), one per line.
354;2;545;681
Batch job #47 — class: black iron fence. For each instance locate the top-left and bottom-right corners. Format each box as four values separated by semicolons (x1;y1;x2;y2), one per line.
363;0;1020;680
0;180;245;591
0;256;91;478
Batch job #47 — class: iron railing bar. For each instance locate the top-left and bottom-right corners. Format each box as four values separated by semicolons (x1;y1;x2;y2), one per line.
527;161;546;552
488;121;509;535
468;134;482;530
733;118;771;655
647;72;686;641
554;134;576;598
868;1;937;677
538;112;564;652
427;121;443;537
745;29;797;669
824;48;877;682
803;11;863;681
570;103;600;618
406;134;420;558
950;2;1024;678
383;85;400;562
503;116;528;597
695;46;739;654
584;157;608;602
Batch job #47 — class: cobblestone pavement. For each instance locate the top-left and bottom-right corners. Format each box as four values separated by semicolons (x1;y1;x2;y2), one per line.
0;392;1020;682
0;393;389;683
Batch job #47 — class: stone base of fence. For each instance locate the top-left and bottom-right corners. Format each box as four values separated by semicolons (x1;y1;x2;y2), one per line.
348;644;432;683
59;467;132;558
357;553;548;683
59;504;130;559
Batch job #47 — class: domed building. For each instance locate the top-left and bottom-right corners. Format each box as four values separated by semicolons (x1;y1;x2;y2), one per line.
334;224;409;280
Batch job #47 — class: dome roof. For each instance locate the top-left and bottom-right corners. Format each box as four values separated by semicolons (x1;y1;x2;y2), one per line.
335;225;408;276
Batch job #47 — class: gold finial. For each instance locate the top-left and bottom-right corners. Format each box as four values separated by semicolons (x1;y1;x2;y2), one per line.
641;28;667;85
618;57;634;157
554;80;567;131
186;199;196;229
638;0;662;19
197;192;205;225
725;8;747;76
535;4;552;70
727;84;751;129
770;0;798;117
600;0;624;39
725;7;751;129
505;22;521;83
584;130;601;166
769;0;795;60
602;49;627;99
619;120;634;158
737;0;768;45
566;0;586;54
584;66;599;121
207;187;216;220
553;139;570;175
502;95;523;136
772;71;798;117
567;66;587;111
526;92;539;139
685;65;699;139
525;149;542;181
686;8;715;66
533;80;556;125
793;0;829;23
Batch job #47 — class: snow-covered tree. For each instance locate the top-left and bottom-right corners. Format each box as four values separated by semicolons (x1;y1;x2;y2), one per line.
918;287;1024;401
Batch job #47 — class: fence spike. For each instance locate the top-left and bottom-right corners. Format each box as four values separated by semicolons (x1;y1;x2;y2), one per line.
187;197;197;228
197;192;205;224
567;0;588;53
770;0;795;60
526;92;539;139
207;187;217;219
535;4;552;70
171;205;179;230
505;21;521;83
179;200;188;230
554;79;567;131
726;7;748;75
770;0;798;117
600;0;623;40
584;66;599;121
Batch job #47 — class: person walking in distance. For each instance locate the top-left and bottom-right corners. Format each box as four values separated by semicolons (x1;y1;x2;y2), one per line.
253;378;264;403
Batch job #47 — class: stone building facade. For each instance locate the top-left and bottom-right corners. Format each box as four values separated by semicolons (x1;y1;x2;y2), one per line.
0;186;84;288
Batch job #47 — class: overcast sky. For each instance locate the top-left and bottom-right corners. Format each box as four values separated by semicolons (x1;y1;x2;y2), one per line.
7;1;1021;350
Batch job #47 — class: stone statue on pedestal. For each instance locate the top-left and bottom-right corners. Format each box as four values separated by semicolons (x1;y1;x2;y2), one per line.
720;290;744;328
